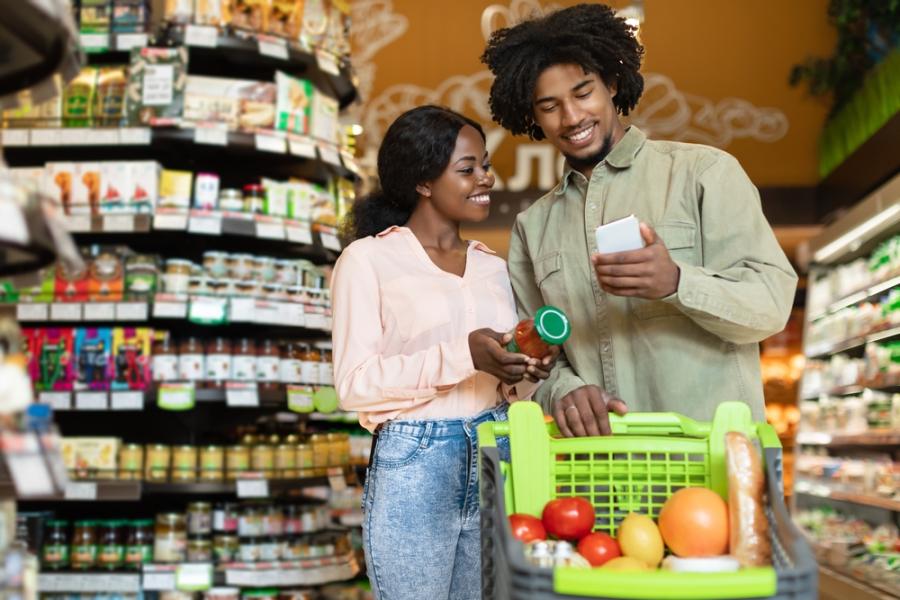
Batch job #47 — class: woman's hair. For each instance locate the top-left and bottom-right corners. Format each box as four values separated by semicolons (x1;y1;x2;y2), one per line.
344;105;485;241
481;3;644;140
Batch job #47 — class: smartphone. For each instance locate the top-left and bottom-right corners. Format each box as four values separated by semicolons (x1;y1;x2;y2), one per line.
594;214;645;254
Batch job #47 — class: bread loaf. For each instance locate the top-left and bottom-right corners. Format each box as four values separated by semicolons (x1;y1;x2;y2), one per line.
725;431;771;567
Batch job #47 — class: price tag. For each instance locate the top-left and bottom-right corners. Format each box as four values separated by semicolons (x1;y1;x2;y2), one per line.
305;313;327;330
30;129;62;146
51;302;82;321
154;212;189;230
76;392;108;410
320;232;342;252
283;303;305;327
65;481;98;500
111;391;144;410
60;128;89;145
287;386;314;413
194;126;228;146
17;303;48;321
84;302;116;321
158;382;196;411
103;214;135;232
184;24;218;47
116;302;149;321
236;478;269;498
289;137;317;158
66;214;93;232
176;564;213;591
225;383;259;407
254;132;287;153
229;297;255;322
252;301;281;325
188;215;223;235
80;32;110;51
143;570;177;591
153;301;188;318
118;128;152;145
256;221;285;239
327;467;348;491
315;49;341;76
285;221;313;245
39;392;72;411
258;36;289;60
189;297;228;324
1;129;29;146
318;144;342;167
116;32;148;50
90;129;121;145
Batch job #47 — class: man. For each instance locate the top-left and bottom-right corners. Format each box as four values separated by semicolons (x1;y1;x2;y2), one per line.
481;4;797;437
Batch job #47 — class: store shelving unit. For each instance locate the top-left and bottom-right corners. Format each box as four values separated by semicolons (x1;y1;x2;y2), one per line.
818;565;899;600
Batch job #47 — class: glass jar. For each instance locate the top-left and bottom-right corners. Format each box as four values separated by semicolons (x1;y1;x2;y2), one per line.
296;443;314;477
258;537;281;562
309;434;329;475
261;505;284;536
506;306;571;359
219;188;244;212
283;506;301;535
213;534;239;563
255;256;276;283
164;259;193;296
188;502;213;536
203;251;230;279
70;520;97;570
178;337;205;381
189;276;210;296
213;503;240;533
154;513;187;563
239;537;261;562
251;443;275;476
256;339;281;391
242;590;279;600
125;519;154;569
274;259;296;285
231;254;255;280
145;444;171;481
152;335;179;382
276;444;297;478
279;342;302;384
42;519;69;570
317;345;333;386
207;587;241;600
235;279;259;298
200;445;225;481
206;337;233;388
118;444;144;480
172;445;197;481
188;537;213;562
283;537;310;560
226;445;250;479
238;505;264;538
97;520;125;570
243;183;265;214
232;338;257;382
299;344;319;385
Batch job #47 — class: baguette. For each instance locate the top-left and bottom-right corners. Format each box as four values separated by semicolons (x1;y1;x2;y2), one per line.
725;431;771;567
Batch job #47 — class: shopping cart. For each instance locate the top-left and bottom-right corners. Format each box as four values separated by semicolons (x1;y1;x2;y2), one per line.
477;401;817;600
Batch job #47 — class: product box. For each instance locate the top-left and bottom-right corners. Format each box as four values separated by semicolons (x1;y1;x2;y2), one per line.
126;47;188;126
16;266;56;303
74;328;114;391
194;0;224;25
55;259;90;303
183;76;276;131
287;180;314;220
111;327;152;390
227;0;271;32
124;254;159;298
269;0;303;38
311;88;338;144
100;161;132;213
112;0;148;33
73;162;103;215
61;437;121;477
310;182;336;223
275;72;313;135
46;163;77;214
299;0;328;50
94;66;128;127
130;160;160;212
262;178;289;217
158;169;193;209
63;68;98;127
33;328;75;392
88;249;125;302
2;81;63;128
79;0;112;33
163;0;193;23
324;0;351;57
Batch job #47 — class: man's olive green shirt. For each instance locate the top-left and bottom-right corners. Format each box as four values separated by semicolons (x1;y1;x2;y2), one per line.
508;127;797;421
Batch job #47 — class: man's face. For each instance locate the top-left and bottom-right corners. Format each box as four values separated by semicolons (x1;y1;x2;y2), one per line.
532;64;625;175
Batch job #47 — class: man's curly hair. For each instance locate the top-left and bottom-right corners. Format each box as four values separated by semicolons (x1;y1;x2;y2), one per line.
481;3;644;140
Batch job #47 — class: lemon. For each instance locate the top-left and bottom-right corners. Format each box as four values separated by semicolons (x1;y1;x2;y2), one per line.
616;513;664;568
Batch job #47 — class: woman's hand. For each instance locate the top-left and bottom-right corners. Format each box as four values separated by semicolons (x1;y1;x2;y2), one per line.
468;328;536;385
524;344;560;382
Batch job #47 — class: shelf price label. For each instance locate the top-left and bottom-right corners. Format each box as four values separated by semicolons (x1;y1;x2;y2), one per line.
225;382;259;407
255;220;286;240
50;302;82;321
285;221;314;245
66;214;93;232
103;214;135;233
327;467;347;492
111;391;144;410
287;386;314;413
189;297;228;325
143;570;177;591
184;25;218;47
116;33;148;50
320;231;342;252
188;214;223;236
17;303;48;321
119;128;152;145
288;137;317;158
84;302;116;321
75;392;108;410
193;125;228;146
158;382;196;411
116;302;149;321
236;478;269;498
175;563;213;591
1;129;29;146
254;132;287;154
315;49;341;76
153;301;188;318
65;481;98;500
318;144;342;167
258;35;289;60
39;392;72;411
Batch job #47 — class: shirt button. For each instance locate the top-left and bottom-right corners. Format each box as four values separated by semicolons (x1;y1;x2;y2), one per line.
602;343;611;352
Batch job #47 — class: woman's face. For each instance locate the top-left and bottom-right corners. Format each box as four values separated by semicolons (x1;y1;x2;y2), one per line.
422;124;495;224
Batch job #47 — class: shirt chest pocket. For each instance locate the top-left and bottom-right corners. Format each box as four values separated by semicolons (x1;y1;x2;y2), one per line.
656;221;699;266
381;277;452;343
533;252;569;313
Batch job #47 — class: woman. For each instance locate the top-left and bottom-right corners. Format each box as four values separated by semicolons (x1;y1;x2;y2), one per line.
331;105;558;599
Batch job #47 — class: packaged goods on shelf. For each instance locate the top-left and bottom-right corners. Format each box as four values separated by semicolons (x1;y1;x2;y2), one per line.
275;72;313;136
799;389;900;435
805;293;900;353
79;0;113;34
62;437;121;479
796;450;898;499
183;76;276;131
126;47;189;126
112;0;150;33
1;75;64;128
64;68;99;128
800;339;900;397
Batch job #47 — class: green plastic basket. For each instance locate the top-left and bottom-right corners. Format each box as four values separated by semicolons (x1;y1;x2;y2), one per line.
477;401;817;600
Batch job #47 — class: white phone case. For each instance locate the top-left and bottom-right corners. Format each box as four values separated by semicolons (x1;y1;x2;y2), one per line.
594;214;645;254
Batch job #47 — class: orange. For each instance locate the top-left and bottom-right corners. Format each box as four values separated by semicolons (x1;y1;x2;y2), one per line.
658;487;729;557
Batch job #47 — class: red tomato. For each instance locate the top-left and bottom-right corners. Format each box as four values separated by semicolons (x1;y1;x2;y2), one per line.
508;514;547;543
577;532;621;567
542;497;595;541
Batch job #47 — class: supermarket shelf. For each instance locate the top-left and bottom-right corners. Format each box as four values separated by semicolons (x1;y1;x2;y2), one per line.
797;429;900;447
38;572;141;594
819;565;899;600
810;273;900;322
804;324;900;359
223;553;359;588
795;482;900;512
800;379;900;401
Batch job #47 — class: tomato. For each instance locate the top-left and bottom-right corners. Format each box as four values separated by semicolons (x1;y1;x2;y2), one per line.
577;532;622;567
508;513;547;543
542;497;595;541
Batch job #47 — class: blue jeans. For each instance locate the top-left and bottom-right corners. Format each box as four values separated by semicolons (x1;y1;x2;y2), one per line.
362;404;509;600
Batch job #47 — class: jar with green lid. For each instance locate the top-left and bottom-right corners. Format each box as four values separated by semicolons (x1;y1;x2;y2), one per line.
154;513;187;563
70;520;97;570
42;520;69;570
97;520;125;570
296;442;313;477
309;434;329;475
213;534;239;563
188;537;213;562
200;445;225;481
242;589;279;600
226;445;250;479
118;444;144;480
172;445;197;481
187;502;212;536
145;444;171;481
125;519;154;569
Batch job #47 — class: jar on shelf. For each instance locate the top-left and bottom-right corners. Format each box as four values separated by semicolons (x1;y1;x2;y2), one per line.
325;433;343;467
70;520;97;570
232;338;257;382
258;536;281;562
279;342;302;384
118;444;144;480
172;445;197;481
274;259;297;285
206;337;233;388
255;256;277;283
242;590;279;600
178;337;206;382
238;504;264;538
239;537;261;562
256;339;281;392
243;184;265;214
152;335;179;382
226;445;250;479
276;443;297;478
316;343;333;386
309;434;329;475
164;259;193;296
296;442;314;477
219;189;244;213
261;504;284;536
203;251;230;279
189;275;210;296
251;442;275;476
187;502;213;536
124;519;154;569
188;537;213;562
154;513;187;563
42;519;69;570
231;254;255;280
97;520;125;570
194;172;220;210
200;445;225;481
299;344;320;385
213;503;240;533
212;534;239;563
145;444;171;482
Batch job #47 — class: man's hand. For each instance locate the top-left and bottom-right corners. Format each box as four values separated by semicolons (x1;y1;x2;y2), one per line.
553;385;628;437
523;345;561;382
591;222;680;299
468;329;536;385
